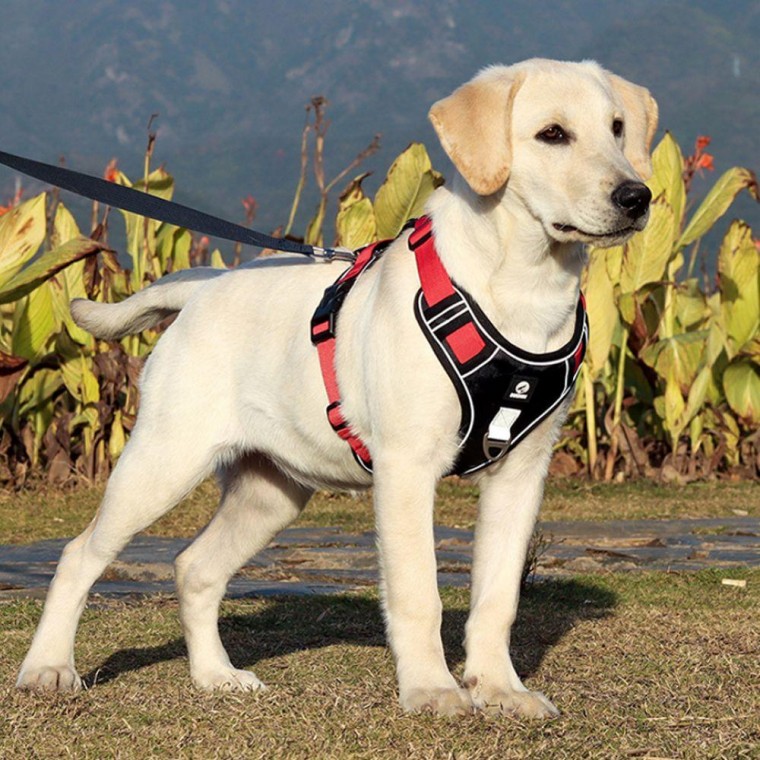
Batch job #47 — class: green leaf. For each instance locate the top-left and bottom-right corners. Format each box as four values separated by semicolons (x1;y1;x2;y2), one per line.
620;198;675;294
582;248;619;378
640;331;707;393
173;228;192;271
210;249;226;269
115;169;174;289
677;167;759;248
717;220;760;357
618;291;637;326
0;236;106;305
109;408;126;460
338;173;372;210
0;194;47;283
374;143;443;239
156;224;193;272
648;133;686;225
304;200;326;247
677;364;712;434
50;259;93;348
722;358;760;425
336;174;377;249
663;376;685;444
336;198;377;250
60;354;100;404
132;169;175;201
674;279;709;331
17;367;63;418
604;245;623;283
52;202;82;247
11;281;57;361
705;319;727;366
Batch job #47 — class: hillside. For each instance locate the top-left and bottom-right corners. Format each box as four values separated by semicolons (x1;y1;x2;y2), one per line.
1;0;757;247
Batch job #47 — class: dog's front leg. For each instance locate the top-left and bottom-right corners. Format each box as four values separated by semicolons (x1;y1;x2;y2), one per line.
373;455;472;716
463;432;560;719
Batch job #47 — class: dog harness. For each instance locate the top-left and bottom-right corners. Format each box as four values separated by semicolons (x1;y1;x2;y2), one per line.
310;216;588;476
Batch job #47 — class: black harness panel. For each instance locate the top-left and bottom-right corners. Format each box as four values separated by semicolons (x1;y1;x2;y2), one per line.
414;285;588;476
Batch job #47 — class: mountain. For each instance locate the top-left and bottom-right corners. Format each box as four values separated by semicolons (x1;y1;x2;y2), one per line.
1;0;757;251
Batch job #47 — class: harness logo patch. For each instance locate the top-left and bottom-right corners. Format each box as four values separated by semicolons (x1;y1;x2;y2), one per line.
508;376;535;401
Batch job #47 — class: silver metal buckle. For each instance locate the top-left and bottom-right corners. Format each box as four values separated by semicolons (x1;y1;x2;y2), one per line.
312;245;357;263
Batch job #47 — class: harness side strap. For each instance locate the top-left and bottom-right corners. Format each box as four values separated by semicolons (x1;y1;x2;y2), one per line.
313;336;372;466
310;240;385;470
0;149;354;261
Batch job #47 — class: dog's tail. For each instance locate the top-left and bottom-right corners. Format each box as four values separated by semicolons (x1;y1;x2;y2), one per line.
71;267;227;340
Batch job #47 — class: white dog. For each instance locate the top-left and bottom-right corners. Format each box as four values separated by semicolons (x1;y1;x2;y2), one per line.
17;59;657;717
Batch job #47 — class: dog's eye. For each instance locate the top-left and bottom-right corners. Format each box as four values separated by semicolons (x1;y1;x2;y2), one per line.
612;119;624;138
536;125;569;144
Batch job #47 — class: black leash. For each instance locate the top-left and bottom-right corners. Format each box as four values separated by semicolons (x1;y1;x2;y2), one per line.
0;149;356;262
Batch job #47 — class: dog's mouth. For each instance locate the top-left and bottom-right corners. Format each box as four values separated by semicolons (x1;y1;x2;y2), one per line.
552;222;636;238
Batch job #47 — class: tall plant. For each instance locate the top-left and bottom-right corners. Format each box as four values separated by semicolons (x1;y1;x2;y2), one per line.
577;133;758;480
0;126;755;484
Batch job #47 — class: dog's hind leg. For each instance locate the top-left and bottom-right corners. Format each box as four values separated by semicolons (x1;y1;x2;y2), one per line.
175;453;311;691
16;423;219;692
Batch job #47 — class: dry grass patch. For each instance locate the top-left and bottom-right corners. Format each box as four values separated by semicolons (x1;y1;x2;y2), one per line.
2;570;758;759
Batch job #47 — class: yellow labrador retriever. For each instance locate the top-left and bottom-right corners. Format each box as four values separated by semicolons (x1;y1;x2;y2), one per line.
18;59;657;717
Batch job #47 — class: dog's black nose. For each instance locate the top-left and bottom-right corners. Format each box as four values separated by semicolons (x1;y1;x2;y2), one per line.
611;181;652;219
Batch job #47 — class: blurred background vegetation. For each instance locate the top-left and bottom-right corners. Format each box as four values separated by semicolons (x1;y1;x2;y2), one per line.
0;108;756;486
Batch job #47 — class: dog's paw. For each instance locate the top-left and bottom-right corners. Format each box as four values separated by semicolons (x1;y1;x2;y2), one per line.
192;667;266;693
16;665;82;693
400;686;474;717
471;686;559;719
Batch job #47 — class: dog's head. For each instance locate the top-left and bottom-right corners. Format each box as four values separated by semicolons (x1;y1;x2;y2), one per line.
429;59;659;247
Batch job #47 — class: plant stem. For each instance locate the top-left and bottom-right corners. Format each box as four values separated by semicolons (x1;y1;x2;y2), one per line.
604;326;629;481
582;364;598;478
685;239;700;280
284;120;311;238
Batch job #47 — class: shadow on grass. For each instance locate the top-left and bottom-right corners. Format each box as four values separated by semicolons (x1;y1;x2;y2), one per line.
82;578;618;688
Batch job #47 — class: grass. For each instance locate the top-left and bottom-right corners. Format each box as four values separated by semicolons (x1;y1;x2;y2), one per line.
2;569;758;759
0;477;757;544
2;478;757;755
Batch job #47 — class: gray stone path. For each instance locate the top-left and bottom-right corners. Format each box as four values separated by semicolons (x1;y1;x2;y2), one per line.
0;517;757;598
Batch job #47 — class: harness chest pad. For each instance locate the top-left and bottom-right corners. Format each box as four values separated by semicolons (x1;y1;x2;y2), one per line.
311;216;588;477
409;216;588;476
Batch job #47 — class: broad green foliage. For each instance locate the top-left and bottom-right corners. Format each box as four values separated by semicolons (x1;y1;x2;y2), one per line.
373;143;444;239
577;132;759;478
0;167;199;481
0;134;756;484
336;143;443;248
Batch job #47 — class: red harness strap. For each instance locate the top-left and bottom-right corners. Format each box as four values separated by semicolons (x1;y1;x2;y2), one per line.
310;242;384;470
310;216;488;472
408;217;487;365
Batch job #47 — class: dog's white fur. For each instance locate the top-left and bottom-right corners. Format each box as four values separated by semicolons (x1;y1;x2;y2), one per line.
17;59;657;717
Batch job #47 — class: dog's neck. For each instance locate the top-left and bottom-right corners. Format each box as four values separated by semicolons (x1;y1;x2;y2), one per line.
426;181;585;355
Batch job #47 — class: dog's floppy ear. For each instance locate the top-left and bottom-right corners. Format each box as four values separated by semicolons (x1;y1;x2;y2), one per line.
607;74;659;180
429;68;524;196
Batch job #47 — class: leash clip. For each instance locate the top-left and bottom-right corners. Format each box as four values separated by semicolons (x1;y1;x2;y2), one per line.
311;245;357;263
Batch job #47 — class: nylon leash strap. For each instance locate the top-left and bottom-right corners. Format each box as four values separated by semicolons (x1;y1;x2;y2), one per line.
0;149;355;262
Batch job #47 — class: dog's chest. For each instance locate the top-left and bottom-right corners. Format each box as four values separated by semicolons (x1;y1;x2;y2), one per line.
313;216;588;477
